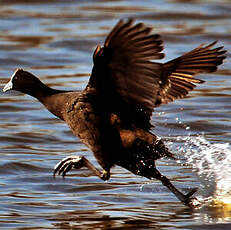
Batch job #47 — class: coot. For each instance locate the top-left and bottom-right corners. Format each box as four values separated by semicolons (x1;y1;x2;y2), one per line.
3;19;226;207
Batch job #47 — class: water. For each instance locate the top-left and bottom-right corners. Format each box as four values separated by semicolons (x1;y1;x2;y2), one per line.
0;0;231;229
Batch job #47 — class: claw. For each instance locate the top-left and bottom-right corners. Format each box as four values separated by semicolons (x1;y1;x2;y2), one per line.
183;188;200;208
62;163;73;178
53;156;83;178
53;155;110;181
185;197;201;208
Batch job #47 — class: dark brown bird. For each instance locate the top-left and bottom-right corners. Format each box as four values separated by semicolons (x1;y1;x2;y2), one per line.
3;19;226;207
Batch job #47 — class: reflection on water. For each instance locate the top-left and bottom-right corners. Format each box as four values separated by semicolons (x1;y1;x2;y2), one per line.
0;0;231;229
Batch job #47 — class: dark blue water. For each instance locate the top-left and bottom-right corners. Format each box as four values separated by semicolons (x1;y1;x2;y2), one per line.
0;0;231;229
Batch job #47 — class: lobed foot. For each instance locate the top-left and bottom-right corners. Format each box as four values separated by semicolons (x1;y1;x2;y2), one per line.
53;155;110;180
101;170;110;181
182;188;201;208
185;197;201;208
158;173;200;208
53;156;84;178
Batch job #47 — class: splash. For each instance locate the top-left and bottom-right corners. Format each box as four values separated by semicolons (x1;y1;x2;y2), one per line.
174;135;231;206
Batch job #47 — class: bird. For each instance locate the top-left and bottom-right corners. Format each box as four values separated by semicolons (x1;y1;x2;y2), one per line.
3;19;226;207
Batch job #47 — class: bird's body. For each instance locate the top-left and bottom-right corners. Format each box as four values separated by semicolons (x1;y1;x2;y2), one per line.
37;82;172;175
3;19;226;207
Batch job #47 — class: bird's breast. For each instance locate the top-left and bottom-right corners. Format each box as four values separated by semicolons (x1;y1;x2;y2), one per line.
64;99;101;149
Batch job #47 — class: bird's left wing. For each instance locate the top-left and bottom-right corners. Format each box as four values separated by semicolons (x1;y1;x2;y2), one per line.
88;19;164;130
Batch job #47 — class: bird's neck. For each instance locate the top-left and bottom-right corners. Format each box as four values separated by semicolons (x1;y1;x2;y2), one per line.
31;83;59;99
28;83;70;120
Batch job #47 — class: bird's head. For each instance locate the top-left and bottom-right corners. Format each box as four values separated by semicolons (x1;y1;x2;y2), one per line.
3;68;42;95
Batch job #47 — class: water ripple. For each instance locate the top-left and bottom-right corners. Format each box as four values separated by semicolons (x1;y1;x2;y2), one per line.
0;0;230;229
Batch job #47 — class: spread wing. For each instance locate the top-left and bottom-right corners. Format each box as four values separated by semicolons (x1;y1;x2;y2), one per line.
88;19;226;130
89;19;164;130
156;42;226;106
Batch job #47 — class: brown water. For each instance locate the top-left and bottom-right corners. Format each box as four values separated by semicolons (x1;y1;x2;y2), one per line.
0;0;231;229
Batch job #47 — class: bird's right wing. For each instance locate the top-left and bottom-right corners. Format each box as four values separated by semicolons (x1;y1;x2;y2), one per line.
155;42;226;106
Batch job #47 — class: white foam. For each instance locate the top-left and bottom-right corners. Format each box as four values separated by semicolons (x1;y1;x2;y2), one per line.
173;135;231;199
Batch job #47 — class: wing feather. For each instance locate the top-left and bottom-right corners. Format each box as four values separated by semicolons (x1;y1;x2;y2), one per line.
89;19;164;129
88;19;226;129
156;41;226;106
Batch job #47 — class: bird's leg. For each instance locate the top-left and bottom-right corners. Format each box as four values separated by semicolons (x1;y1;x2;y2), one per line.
53;156;110;181
151;168;198;207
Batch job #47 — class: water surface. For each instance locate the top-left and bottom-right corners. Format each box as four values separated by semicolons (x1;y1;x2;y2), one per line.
0;0;231;229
